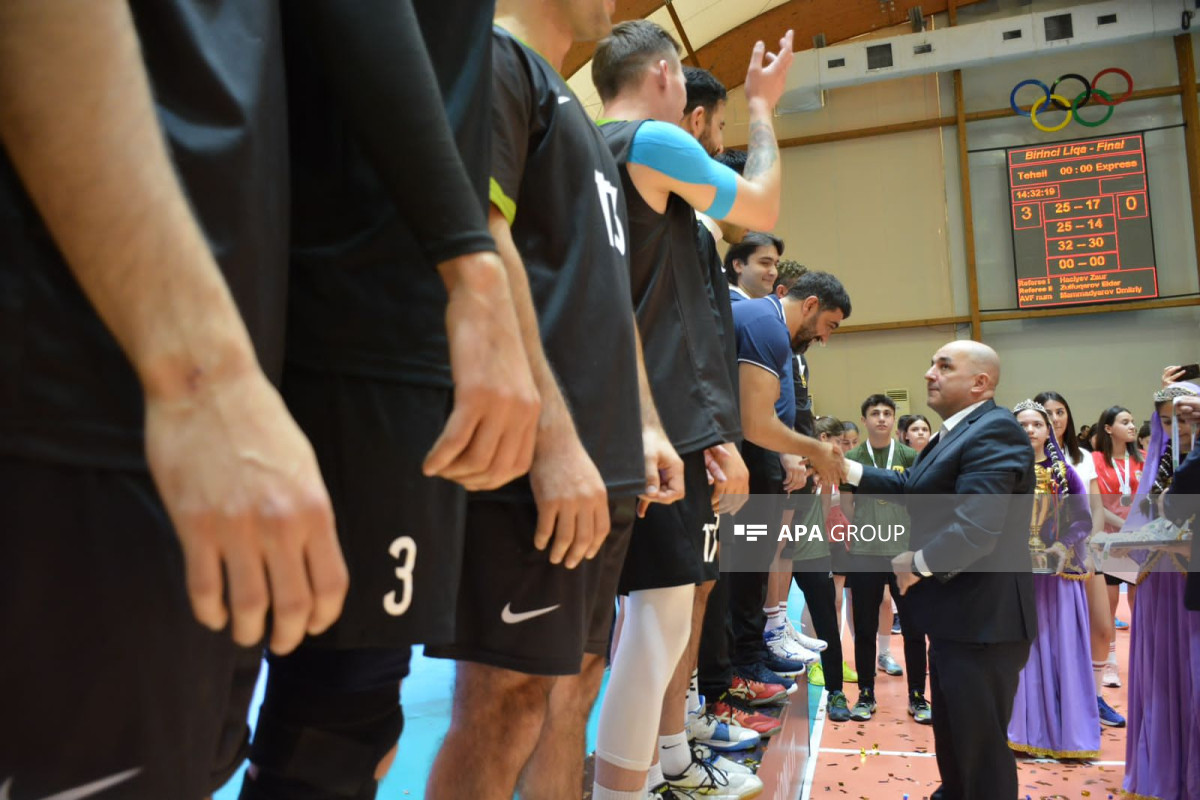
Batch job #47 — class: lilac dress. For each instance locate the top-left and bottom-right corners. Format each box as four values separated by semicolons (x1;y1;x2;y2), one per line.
1008;461;1101;758
1123;556;1200;799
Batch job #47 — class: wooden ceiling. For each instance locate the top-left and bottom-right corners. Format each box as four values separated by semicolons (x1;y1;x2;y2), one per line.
564;0;986;93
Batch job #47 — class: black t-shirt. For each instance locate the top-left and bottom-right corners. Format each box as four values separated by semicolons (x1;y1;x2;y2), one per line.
696;219;740;415
487;29;643;496
282;0;494;386
601;121;741;455
0;0;289;470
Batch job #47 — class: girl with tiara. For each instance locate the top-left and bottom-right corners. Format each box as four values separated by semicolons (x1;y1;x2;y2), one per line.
1105;381;1200;800
1007;400;1101;759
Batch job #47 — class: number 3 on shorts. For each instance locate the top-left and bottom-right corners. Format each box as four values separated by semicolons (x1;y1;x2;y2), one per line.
383;535;417;616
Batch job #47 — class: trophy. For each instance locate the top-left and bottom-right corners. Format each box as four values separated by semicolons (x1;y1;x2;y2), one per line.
1028;464;1055;574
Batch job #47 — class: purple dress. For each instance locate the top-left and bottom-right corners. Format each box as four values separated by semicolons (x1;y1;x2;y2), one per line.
1008;462;1101;758
1123;560;1200;800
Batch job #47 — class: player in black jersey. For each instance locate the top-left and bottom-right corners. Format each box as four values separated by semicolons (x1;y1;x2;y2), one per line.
425;1;682;798
233;4;540;799
589;20;838;798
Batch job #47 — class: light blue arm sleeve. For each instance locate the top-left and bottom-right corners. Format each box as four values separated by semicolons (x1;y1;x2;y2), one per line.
628;120;739;219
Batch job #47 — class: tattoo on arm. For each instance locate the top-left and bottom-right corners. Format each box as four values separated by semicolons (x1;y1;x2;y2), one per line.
744;119;778;180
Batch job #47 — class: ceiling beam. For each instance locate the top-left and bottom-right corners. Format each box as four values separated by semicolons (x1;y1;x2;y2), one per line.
565;0;986;92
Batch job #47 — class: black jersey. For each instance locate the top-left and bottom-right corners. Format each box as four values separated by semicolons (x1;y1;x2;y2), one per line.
793;353;814;437
0;0;288;470
282;0;494;387
695;219;739;419
488;29;643;496
602;121;741;455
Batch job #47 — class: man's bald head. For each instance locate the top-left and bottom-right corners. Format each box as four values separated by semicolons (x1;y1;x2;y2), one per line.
924;340;1001;419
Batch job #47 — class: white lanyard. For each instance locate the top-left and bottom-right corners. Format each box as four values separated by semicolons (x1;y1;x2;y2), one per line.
868;440;895;470
1113;456;1132;501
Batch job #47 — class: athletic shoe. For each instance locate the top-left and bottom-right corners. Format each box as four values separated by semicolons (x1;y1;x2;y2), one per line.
762;650;807;680
784;620;828;653
1114;617;1129;630
806;662;825;687
728;673;788;707
743;661;798;695
1098;696;1126;728
694;744;755;776
709;698;784;737
908;691;932;725
842;661;859;683
877;654;903;676
891;612;902;635
663;749;764;799
826;690;851;723
764;626;819;665
849;688;877;721
648;782;694;799
1102;662;1121;688
688;710;761;752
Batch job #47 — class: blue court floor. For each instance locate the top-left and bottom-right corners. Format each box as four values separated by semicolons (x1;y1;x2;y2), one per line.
214;584;820;799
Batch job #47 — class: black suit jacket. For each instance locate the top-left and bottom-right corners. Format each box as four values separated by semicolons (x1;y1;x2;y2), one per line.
1163;445;1200;611
858;399;1037;643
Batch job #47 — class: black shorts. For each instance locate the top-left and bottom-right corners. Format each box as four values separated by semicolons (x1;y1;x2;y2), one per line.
618;449;718;593
0;459;258;799
284;367;466;648
1104;572;1132;586
829;543;853;575
425;496;637;675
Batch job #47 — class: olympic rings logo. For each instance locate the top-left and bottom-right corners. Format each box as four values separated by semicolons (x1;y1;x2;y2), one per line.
1010;69;1135;132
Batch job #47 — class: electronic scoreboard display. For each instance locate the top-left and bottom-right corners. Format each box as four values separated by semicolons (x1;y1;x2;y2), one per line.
1008;132;1157;309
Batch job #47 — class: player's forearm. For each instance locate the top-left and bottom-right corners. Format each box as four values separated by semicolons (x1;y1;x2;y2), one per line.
0;1;260;401
741;98;782;227
632;322;665;430
488;212;576;439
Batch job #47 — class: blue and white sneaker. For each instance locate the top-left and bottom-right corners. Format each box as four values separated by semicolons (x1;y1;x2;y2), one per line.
765;626;819;666
785;619;828;653
688;707;761;752
1098;696;1126;728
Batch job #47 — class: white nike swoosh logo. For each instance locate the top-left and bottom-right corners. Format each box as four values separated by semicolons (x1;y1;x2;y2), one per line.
1;769;141;800
557;95;571;104
501;602;560;624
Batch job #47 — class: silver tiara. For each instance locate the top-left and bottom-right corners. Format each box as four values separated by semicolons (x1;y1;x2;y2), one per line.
1154;384;1200;403
1012;399;1048;415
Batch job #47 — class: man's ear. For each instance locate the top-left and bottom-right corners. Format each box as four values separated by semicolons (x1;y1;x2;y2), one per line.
684;105;705;135
655;59;671;90
774;284;788;299
802;295;820;316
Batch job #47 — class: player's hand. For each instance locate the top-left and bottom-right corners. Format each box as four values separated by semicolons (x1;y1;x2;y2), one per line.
144;367;348;656
890;551;920;596
425;252;540;490
529;424;611;568
806;440;845;488
638;424;685;517
709;443;750;515
743;29;794;110
780;453;807;493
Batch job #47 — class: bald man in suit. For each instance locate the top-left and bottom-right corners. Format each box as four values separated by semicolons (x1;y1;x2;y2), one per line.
841;341;1036;800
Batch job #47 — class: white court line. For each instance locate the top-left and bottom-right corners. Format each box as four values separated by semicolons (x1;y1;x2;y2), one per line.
798;689;828;800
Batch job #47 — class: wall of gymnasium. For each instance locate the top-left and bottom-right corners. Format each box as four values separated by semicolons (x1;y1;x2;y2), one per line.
720;12;1200;432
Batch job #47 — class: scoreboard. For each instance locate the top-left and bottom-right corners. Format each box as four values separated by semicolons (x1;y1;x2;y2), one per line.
1008;133;1157;309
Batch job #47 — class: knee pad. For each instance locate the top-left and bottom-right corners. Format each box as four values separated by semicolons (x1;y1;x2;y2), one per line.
240;682;404;800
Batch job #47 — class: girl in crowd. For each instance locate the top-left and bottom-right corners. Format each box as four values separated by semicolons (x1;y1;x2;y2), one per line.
1107;382;1200;800
901;414;932;453
1007;400;1100;759
1034;391;1123;726
1092;405;1144;691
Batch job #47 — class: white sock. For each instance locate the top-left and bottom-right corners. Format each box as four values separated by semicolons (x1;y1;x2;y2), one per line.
645;761;664;792
594;785;646;800
780;600;789;620
877;634;891;657
764;604;786;632
1093;661;1106;694
686;669;701;716
659;731;690;776
1107;641;1117;665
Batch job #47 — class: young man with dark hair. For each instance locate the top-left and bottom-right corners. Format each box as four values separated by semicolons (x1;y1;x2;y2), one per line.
591;19;809;799
840;394;931;725
423;2;684;799
725;231;783;297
